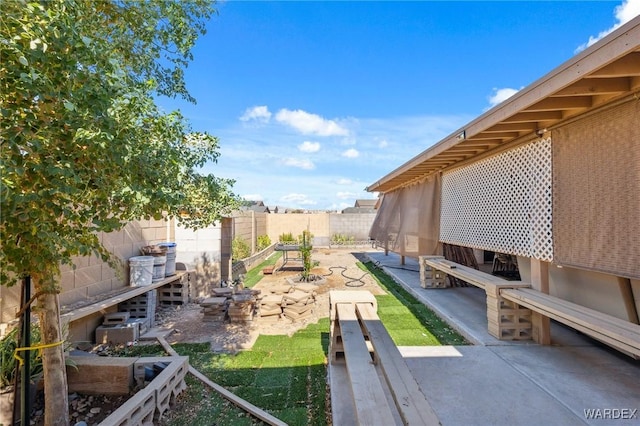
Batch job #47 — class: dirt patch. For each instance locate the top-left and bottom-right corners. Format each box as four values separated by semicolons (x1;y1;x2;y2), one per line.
158;248;385;351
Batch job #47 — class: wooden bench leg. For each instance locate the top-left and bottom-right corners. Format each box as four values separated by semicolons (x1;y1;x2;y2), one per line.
531;259;551;345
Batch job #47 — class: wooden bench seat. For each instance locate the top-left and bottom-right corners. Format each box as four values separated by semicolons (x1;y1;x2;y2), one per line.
60;272;186;324
335;303;397;426
330;291;441;426
421;256;529;291
356;303;441;426
501;288;640;358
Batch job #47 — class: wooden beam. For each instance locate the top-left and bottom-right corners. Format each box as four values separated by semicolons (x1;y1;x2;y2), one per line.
482;122;539;132
336;303;397;426
502;111;564;123
356;303;441;426
157;337;288;426
589;52;640;77
473;131;521;140
554;77;630;96
530;259;551;345
524;96;592;111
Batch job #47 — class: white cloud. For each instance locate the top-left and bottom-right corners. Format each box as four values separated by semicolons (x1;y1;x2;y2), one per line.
242;193;263;201
239;105;271;123
576;0;640;52
336;178;353;185
281;157;315;170
378;139;389;148
280;193;317;205
342;148;359;158
275;108;349;136
336;191;358;200
487;87;520;108
298;141;320;153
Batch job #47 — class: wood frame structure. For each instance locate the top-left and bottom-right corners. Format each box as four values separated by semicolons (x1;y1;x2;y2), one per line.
367;17;640;357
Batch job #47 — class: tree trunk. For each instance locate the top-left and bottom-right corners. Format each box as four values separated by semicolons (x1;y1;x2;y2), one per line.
34;278;69;426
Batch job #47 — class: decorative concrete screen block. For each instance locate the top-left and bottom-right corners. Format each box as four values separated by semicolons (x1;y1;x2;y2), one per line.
486;295;532;340
440;137;553;261
419;256;450;288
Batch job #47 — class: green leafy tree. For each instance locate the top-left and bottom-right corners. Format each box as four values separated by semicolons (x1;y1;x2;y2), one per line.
0;1;238;423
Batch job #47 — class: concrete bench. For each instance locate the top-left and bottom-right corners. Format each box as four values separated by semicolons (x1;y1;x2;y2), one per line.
501;288;640;359
330;291;441;426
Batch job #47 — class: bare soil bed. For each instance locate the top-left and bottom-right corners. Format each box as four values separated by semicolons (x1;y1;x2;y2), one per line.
161;248;385;351
29;248;385;425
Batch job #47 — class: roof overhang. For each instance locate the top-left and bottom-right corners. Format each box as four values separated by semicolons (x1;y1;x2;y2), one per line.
367;16;640;194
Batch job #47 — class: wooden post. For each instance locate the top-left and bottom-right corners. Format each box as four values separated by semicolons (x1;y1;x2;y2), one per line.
530;259;551;345
400;255;405;265
617;277;639;324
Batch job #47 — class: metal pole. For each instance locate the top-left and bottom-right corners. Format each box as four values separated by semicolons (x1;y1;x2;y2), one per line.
20;276;31;426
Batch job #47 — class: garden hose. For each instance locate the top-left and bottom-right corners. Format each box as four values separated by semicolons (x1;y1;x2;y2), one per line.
324;266;368;287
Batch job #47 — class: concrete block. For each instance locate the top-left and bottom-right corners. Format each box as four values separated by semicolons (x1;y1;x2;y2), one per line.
104;311;131;325
95;323;139;344
67;356;136;395
99;388;155;426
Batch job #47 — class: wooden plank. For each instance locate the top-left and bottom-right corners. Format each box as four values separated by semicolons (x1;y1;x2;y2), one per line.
500;289;640;355
502;289;640;335
157;337;288;426
336;303;397;426
61;272;186;323
422;257;527;290
356;303;441;426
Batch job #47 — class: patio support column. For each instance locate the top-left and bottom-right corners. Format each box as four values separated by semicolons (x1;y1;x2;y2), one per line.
531;259;551;344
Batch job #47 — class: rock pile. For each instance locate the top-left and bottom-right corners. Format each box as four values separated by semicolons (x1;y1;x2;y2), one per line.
260;283;318;322
199;288;262;323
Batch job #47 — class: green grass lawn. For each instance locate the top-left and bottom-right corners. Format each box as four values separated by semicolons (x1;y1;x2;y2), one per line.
122;254;466;425
243;252;282;288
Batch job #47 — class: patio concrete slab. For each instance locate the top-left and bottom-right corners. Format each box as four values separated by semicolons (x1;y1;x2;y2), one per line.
400;346;583;426
328;250;640;425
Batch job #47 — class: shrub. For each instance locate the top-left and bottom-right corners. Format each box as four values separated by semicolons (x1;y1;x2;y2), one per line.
331;233;355;244
279;232;296;243
256;235;271;251
232;237;251;260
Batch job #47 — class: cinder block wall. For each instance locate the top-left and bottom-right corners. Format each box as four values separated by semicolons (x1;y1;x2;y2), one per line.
330;213;377;240
231;211;268;253
266;213;331;243
0;218;171;337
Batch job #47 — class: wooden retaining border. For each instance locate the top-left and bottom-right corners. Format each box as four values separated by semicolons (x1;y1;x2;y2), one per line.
157;337;287;426
330;291;441;426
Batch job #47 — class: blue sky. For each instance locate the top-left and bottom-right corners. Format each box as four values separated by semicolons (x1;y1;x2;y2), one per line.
158;0;639;211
